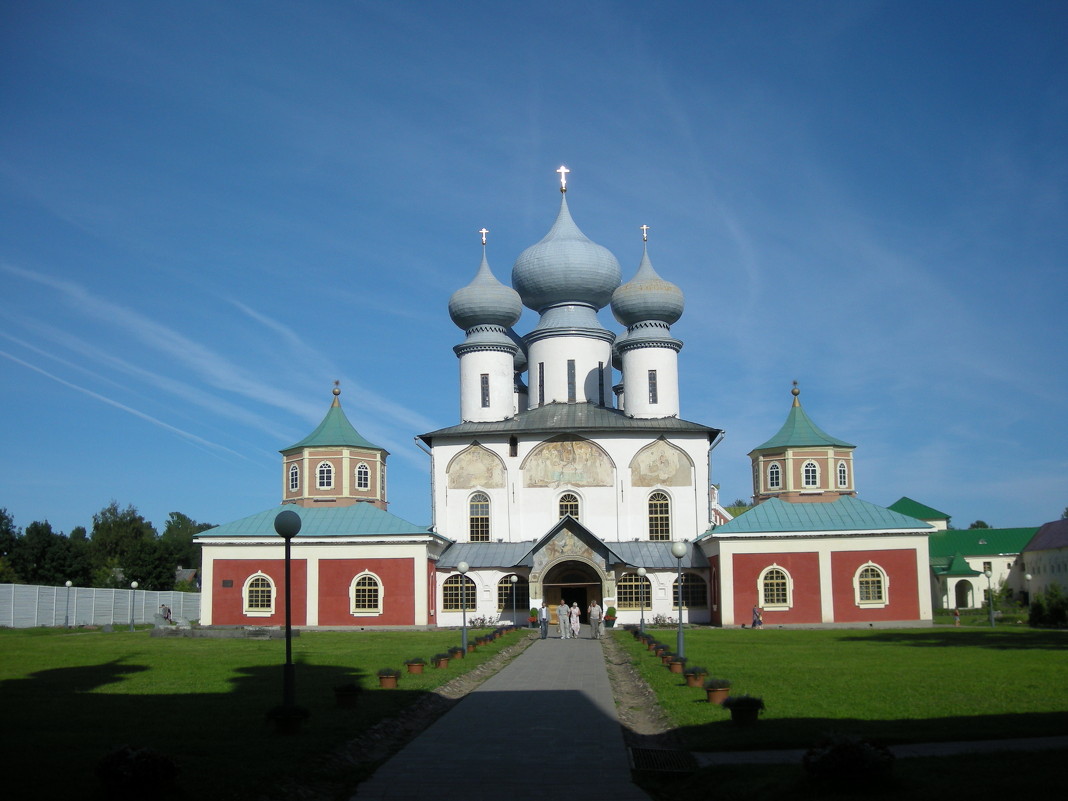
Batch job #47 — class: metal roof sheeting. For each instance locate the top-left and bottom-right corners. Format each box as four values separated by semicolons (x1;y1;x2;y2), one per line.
928;527;1038;558
701;496;933;537
197;504;432;539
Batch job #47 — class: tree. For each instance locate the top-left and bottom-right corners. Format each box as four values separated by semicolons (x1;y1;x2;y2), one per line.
968;520;991;529
1062;507;1067;520
160;512;213;571
90;502;157;576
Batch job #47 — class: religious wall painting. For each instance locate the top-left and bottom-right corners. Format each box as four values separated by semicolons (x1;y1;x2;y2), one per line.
531;526;602;576
630;438;693;487
522;437;614;488
446;443;505;489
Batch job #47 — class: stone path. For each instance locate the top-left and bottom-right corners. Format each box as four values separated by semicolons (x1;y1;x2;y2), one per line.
353;626;650;800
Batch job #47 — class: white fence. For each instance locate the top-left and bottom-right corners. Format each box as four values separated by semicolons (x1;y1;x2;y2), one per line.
0;583;201;628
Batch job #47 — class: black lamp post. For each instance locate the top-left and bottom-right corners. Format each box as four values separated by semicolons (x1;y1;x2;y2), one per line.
64;580;72;628
457;561;470;653
274;510;302;708
510;574;518;626
636;567;647;634
983;569;995;628
1025;572;1033;614
128;581;138;631
671;541;688;658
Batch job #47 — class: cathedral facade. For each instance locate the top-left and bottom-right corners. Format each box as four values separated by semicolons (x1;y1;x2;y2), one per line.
197;171;932;629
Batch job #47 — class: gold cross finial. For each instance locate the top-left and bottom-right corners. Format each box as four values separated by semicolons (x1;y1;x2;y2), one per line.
332;380;341;400
556;165;570;193
640;224;650;242
479;228;488;246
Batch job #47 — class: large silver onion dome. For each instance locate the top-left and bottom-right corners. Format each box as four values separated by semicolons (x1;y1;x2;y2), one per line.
449;250;523;331
611;244;684;326
511;194;621;312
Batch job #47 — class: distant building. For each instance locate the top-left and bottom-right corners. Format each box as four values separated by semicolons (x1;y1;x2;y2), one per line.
925;525;1037;609
887;497;951;531
1022;519;1068;600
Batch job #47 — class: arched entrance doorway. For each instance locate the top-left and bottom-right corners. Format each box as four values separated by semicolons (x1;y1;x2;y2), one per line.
954;580;974;609
542;560;603;625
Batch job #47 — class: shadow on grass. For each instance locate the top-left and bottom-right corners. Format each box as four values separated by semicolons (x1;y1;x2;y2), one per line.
836;629;1068;650
1;657;440;801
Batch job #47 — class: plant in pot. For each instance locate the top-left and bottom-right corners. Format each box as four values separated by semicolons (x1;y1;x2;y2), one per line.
377;667;401;689
266;704;310;734
647;638;661;652
333;681;362;708
432;652;450;669
603;606;617;628
404;657;426;674
684;665;708;688
722;694;765;725
703;676;731;705
528;607;538;627
802;733;894;785
668;655;687;674
659;649;675;665
448;646;465;659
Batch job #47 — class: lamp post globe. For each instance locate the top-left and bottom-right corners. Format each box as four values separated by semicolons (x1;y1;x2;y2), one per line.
274;509;302;709
670;541;688;658
129;581;138;631
458;562;470;652
636;567;647;634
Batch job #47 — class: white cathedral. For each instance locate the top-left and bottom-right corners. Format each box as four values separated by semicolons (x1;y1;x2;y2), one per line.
197;170;932;629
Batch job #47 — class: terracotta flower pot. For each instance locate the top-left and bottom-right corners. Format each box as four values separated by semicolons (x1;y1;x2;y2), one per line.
669;661;684;674
706;687;730;705
378;674;398;689
406;663;424;674
686;673;706;688
435;658;449;669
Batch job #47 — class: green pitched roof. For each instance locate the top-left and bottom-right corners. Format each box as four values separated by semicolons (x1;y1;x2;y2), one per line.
751;394;854;451
887;497;950;522
927;528;1038;559
699;495;932;538
932;553;982;577
282;395;382;452
197;503;432;539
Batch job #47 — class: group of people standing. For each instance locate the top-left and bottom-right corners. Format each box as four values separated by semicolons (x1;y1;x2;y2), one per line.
538;599;605;639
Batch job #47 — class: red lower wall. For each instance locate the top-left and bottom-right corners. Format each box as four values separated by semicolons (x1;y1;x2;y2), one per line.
732;552;822;624
831;549;920;622
212;559;308;626
318;558;416;625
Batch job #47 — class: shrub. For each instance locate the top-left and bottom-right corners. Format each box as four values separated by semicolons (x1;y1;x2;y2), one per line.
722;694;764;711
803;733;894;784
376;667;400;677
404;657;425;665
605;606;617;618
703;676;731;690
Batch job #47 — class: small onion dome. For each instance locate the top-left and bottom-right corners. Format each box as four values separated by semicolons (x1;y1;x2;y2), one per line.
507;328;528;372
511;194;621;312
449;250;522;331
611;328;629;370
611;244;684;326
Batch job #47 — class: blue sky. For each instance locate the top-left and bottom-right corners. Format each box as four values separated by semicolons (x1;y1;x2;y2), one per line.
2;0;1065;536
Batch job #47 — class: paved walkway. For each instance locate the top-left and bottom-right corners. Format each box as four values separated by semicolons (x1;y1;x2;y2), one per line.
353;627;651;800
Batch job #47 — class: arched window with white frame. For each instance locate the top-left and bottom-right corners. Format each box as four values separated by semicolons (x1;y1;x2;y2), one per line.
243;573;275;616
648;491;671;541
767;462;782;489
673;573;708;608
317;461;334;489
759;565;792;609
617;572;651;610
350;571;383;615
288;464;299;491
469;492;490;542
559;492;580;520
356;462;370;490
443;574;476;611
837;461;848;488
855;563;888;607
802;461;819;488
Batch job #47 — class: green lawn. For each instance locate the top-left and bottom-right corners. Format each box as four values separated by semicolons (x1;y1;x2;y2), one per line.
617;626;1068;752
0;626;523;800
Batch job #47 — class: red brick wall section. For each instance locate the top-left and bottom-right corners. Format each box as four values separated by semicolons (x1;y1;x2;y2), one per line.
318;558;415;625
732;551;822;624
212;559;308;626
831;548;920;622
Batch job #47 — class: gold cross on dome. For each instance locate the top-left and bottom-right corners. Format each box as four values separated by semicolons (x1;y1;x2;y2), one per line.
640;224;650;242
479;228;488;246
556;165;570;192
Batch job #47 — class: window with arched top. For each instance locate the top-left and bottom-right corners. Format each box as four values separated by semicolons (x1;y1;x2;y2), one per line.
288;464;299;491
317;461;334;489
559;493;580;520
648;492;671;541
855;563;888;607
673;573;708;608
350;572;383;615
768;462;781;489
443;574;476;611
837;461;848;488
760;566;792;609
469;492;490;542
497;575;530;611
243;574;275;616
617;572;651;610
802;461;819;488
356;463;370;490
